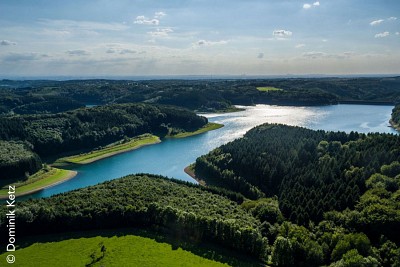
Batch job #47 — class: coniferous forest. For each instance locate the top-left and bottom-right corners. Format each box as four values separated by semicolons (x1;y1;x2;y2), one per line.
194;124;400;266
0;78;399;266
0;103;207;180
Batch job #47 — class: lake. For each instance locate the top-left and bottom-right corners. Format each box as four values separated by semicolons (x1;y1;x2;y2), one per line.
24;104;397;199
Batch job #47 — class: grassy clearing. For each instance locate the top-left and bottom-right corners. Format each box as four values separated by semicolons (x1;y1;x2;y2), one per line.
0;167;76;198
169;123;224;138
256;86;283;92
2;233;230;267
56;134;160;165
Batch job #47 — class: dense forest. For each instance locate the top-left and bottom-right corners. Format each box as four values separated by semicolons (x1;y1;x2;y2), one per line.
0;103;207;157
0;174;268;260
1;78;399;266
195;124;400;225
0;103;207;180
2;171;399;266
392;105;400;127
193;124;400;265
0;140;42;180
1;77;399;114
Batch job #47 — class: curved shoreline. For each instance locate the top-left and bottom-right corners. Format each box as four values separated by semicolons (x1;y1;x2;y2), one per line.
390;119;400;132
55;135;161;165
0;169;77;199
65;139;161;165
184;165;206;186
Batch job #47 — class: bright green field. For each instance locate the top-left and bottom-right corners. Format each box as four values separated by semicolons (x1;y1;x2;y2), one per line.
256;86;283;92
1;234;230;267
169;123;224;138
0;168;75;198
57;134;160;164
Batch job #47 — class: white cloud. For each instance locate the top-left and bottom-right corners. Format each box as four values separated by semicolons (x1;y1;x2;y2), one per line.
105;47;136;55
396;32;400;36
0;40;17;46
135;12;166;26
148;28;174;38
303;2;320;9
374;31;389;38
194;40;228;47
134;16;159;25
295;44;306;48
388;17;397;21
66;49;90;56
370;19;384;26
154;12;166;19
257;53;264;59
273;30;292;38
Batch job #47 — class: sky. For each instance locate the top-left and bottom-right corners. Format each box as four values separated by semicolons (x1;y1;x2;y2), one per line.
0;0;399;77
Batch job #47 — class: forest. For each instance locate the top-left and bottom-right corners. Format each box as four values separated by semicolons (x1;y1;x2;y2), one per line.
0;140;42;180
0;174;268;260
194;124;400;224
0;103;207;181
392;105;400;127
1;167;399;266
0;77;399;114
192;124;400;266
0;78;399;266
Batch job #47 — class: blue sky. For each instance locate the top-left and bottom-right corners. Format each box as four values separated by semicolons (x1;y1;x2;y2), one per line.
0;0;399;76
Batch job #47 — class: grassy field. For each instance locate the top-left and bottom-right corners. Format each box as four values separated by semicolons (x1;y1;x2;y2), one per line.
0;231;242;267
0;168;76;198
256;86;283;92
56;134;160;165
169;123;224;138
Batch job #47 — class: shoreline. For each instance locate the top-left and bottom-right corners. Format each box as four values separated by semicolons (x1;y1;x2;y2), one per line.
64;139;161;165
389;119;400;132
184;165;206;186
55;135;161;165
1;123;223;199
167;122;224;139
0;169;77;199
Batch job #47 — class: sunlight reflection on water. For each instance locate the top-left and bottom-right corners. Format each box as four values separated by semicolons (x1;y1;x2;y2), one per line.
23;104;396;199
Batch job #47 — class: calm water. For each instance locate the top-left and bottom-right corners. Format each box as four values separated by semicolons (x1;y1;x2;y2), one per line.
24;104;397;199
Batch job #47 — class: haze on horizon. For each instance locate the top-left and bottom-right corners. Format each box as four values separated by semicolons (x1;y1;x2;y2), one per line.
0;0;399;77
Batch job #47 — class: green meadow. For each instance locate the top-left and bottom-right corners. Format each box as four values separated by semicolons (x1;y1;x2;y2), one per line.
56;134;160;164
1;230;262;267
168;123;224;138
0;168;75;199
256;87;283;92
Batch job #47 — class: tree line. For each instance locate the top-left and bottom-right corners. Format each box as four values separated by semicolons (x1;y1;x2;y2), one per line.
1;77;399;114
0;174;268;260
193;123;400;265
0;103;207;180
194;124;400;225
0;140;42;180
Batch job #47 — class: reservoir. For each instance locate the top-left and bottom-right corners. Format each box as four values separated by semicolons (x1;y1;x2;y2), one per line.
25;104;397;199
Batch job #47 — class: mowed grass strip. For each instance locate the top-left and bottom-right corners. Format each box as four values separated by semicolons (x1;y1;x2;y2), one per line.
59;134;160;164
256;86;283;92
0;168;76;198
1;235;229;267
169;122;224;138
